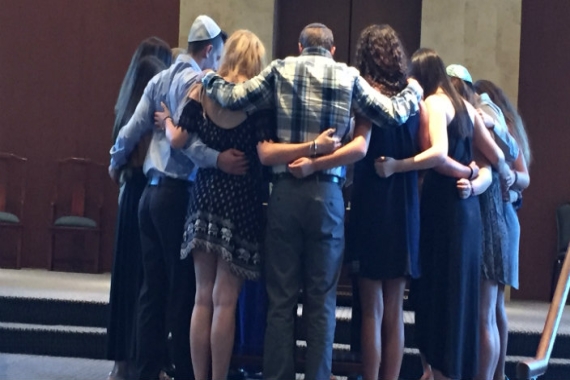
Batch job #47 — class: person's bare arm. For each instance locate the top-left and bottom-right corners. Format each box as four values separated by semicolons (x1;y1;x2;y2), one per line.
434;158;476;179
155;87;201;149
287;117;372;178
155;94;249;175
457;152;493;199
159;111;189;149
256;129;340;166
511;151;530;191
374;99;446;178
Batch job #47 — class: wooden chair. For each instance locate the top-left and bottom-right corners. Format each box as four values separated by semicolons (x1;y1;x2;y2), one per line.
49;157;105;273
0;153;27;269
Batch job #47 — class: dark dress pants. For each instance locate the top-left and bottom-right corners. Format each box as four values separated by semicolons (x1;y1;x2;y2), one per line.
136;179;195;380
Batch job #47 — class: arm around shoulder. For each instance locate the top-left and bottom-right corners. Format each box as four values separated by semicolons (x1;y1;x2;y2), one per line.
202;64;276;112
352;76;423;126
291;117;371;176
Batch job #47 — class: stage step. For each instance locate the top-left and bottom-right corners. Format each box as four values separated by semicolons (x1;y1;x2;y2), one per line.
295;342;570;380
0;322;106;359
1;268;569;380
0;296;108;327
294;304;570;360
3;294;569;360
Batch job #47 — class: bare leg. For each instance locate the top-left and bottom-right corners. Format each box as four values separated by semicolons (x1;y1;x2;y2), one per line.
380;278;406;380
476;279;500;380
419;353;433;380
211;258;244;380
359;277;383;380
493;284;508;380
190;250;217;380
432;368;453;380
107;361;128;380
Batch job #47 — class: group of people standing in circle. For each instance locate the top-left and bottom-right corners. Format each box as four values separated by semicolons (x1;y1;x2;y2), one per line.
104;13;530;380
347;27;530;380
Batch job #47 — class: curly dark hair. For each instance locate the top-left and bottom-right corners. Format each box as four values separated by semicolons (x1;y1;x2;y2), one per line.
354;24;408;97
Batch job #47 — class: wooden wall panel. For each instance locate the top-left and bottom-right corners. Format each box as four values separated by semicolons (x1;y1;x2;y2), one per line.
350;0;422;64
515;0;570;300
0;0;180;272
273;0;352;63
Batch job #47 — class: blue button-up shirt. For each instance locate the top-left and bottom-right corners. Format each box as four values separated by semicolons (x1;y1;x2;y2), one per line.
202;47;422;177
110;55;219;181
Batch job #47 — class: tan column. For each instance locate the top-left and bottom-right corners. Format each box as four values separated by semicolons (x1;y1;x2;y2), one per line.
422;0;522;300
421;0;522;105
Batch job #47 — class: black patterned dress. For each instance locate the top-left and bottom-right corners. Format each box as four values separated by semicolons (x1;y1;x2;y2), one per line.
177;98;273;280
480;171;510;282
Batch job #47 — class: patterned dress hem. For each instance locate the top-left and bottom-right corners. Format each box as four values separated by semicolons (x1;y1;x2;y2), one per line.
185;238;260;281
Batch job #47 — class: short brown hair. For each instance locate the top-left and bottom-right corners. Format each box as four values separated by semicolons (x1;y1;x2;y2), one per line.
299;23;334;51
187;34;224;55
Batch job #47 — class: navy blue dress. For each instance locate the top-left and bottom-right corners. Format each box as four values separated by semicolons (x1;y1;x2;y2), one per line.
414;112;481;379
346;113;421;280
106;168;147;362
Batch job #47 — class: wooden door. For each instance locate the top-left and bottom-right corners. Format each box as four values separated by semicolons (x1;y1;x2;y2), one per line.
349;0;423;63
273;0;352;63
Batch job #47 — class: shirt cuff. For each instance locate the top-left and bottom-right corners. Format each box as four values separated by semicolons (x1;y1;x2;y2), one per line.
204;149;220;169
202;72;219;87
408;80;424;101
109;153;124;170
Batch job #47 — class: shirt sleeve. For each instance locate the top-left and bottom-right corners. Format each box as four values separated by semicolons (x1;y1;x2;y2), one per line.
479;102;519;162
177;99;203;134
351;76;423;126
201;64;276;112
182;135;220;169
109;78;156;169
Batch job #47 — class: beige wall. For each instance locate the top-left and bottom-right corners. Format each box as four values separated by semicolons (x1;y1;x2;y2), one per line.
178;1;521;102
421;0;522;104
179;0;275;60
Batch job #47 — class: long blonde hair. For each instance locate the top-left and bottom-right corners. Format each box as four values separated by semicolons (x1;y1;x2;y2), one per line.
217;30;266;81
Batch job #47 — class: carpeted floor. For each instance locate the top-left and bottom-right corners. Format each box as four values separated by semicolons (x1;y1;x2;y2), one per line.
0;353;113;380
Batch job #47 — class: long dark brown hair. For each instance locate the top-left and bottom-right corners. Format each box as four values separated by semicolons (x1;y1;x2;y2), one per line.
449;76;477;106
354;24;408;97
112;37;172;142
410;48;471;138
474;79;532;165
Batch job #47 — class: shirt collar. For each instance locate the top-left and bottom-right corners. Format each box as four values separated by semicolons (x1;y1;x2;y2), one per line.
175;54;202;72
479;92;491;103
300;46;333;59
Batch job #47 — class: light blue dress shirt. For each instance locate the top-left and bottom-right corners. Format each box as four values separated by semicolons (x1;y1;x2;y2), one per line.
110;55;219;181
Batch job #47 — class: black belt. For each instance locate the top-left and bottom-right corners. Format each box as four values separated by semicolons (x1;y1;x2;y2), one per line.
273;172;343;185
147;174;190;187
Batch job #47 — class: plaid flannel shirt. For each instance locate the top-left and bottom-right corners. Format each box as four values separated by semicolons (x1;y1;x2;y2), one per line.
202;47;422;177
